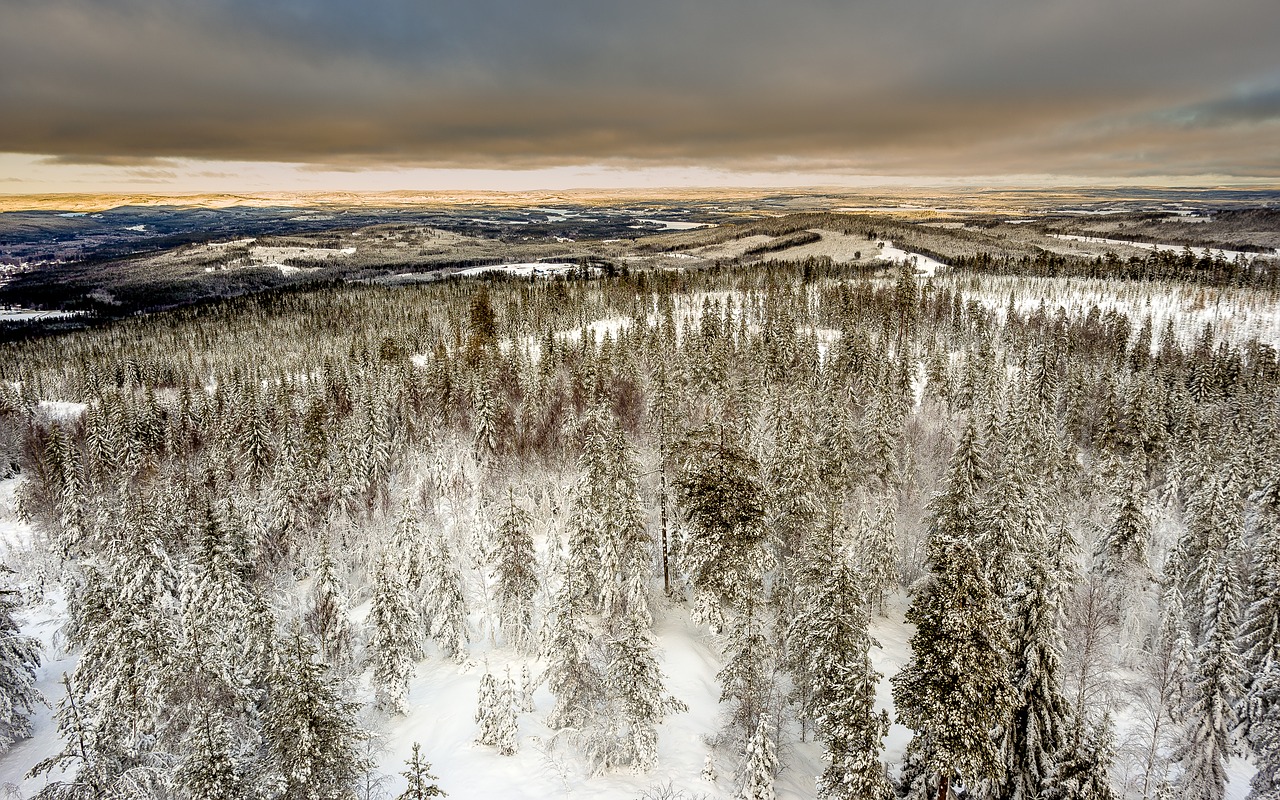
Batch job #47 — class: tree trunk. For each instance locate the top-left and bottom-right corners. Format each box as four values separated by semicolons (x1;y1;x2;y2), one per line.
937;773;950;800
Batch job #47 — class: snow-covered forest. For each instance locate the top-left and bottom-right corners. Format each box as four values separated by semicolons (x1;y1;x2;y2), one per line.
0;252;1277;800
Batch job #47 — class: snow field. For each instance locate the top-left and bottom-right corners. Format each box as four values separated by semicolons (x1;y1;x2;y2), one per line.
955;274;1280;349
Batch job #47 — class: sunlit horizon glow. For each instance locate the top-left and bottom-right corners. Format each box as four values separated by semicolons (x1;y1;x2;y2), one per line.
3;0;1278;195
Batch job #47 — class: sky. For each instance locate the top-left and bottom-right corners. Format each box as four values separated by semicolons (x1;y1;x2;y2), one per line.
1;0;1278;193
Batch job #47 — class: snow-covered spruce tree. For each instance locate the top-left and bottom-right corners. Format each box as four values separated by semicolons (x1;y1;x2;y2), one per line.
426;530;469;663
1178;533;1244;800
262;628;366;800
368;555;420;715
497;668;519;756
718;596;775;753
303;537;356;677
1174;473;1242;636
398;742;447;799
544;563;602;732
49;490;178;788
491;493;538;651
474;668;501;748
675;425;771;624
519;662;536;712
0;581;41;753
738;715;779;800
176;703;241;800
570;404;652;626
1096;467;1151;582
891;420;1012;800
175;508;258;717
566;406;610;611
999;522;1072;800
859;502;898;616
1241;491;1280;750
599;611;686;772
702;753;718;784
1042;713;1119;800
1247;664;1280;800
765;397;821;557
796;512;893;800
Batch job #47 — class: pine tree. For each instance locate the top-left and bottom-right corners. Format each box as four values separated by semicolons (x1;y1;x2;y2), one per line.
474;668;501;748
398;742;447;799
0;582;41;753
891;420;1012;800
368;556;420;715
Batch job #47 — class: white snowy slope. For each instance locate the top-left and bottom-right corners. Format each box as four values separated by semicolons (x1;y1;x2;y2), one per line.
875;242;947;278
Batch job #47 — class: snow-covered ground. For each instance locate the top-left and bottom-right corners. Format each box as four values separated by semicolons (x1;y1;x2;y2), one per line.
1047;234;1279;261
632;219;712;231
0;309;78;322
0;468;1262;798
875;242;947;277
959;274;1280;349
455;263;582;278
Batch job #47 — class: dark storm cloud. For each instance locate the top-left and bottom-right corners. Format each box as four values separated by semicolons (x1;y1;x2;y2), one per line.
2;0;1277;177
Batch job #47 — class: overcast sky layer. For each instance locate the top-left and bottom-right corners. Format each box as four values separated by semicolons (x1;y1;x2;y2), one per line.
2;0;1278;191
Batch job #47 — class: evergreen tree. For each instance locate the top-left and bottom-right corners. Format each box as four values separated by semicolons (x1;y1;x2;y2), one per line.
676;426;771;621
891;421;1012;800
398;742;447;799
718;596;775;752
518;663;536;713
474;668;501;748
1241;504;1280;748
491;494;538;651
426;532;469;664
303;537;356;676
1000;528;1072;800
1246;663;1280;800
602;612;686;772
860;503;897;615
0;582;41;752
1178;541;1244;800
262;629;365;800
738;716;778;800
368;555;420;715
496;668;519;756
544;565;601;732
1042;714;1119;800
1097;470;1150;582
176;704;241;800
814;521;893;800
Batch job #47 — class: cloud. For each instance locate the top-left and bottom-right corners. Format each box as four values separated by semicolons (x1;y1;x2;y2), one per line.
1;0;1278;180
